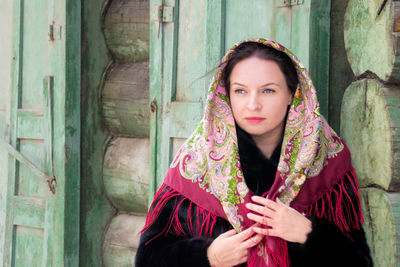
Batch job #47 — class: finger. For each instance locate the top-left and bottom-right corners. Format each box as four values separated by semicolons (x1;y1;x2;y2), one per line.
264;228;280;238
253;227;271;236
254;227;281;239
251;196;279;211
241;233;263;248
219;229;237;238
234;226;255;241
247;213;273;226
246;203;274;217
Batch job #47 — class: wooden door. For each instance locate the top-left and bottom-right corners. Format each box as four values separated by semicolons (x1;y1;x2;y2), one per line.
149;0;331;197
0;0;80;266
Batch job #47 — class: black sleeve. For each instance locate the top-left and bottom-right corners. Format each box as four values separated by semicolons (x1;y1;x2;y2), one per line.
287;217;372;267
287;172;373;267
135;189;231;267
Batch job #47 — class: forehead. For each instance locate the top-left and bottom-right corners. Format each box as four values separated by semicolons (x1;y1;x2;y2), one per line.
229;57;286;84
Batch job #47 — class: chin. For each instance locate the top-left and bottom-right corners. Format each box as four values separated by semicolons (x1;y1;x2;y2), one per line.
238;121;281;137
240;127;272;136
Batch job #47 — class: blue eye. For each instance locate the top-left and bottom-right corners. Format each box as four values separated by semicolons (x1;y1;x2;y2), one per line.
234;89;246;94
263;89;275;93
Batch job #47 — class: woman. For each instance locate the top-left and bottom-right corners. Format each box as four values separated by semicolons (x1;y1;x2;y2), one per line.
135;38;372;267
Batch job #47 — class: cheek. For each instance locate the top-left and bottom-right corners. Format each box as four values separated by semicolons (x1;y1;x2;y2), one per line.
229;98;243;117
264;98;289;119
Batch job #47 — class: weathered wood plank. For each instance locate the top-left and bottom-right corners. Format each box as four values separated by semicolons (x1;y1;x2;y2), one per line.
225;0;275;47
308;0;331;118
102;62;150;137
81;0;114;265
13;226;44;267
328;0;355;132
103;214;145;267
388;193;400;265
341;79;400;190
17;114;43;139
104;0;149;62
344;0;400;82
103;138;149;213
360;188;397;267
149;0;163;205
13;196;45;229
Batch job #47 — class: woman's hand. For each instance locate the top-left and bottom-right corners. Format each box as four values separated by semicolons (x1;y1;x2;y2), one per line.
246;196;312;244
207;227;263;267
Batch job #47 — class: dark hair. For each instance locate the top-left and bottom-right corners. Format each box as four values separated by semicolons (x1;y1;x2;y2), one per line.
221;42;299;96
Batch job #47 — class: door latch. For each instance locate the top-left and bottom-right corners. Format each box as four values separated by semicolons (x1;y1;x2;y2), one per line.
277;0;304;7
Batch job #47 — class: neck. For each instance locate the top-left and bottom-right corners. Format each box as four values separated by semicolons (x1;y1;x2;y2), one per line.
251;122;284;159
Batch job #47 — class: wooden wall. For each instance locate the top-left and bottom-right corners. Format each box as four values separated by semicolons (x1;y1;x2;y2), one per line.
341;1;400;266
101;0;150;266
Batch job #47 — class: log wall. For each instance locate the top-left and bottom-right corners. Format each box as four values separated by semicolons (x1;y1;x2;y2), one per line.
342;1;400;265
100;0;150;265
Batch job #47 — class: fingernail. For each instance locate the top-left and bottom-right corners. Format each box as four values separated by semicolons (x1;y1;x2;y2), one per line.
251;196;256;200
246;203;251;208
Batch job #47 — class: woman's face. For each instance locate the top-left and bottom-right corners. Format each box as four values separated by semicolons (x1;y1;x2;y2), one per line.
229;56;293;139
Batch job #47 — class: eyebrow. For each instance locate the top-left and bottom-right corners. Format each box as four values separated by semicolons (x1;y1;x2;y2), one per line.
231;82;280;87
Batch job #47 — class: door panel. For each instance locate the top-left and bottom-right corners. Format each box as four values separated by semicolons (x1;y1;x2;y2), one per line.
225;1;277;48
21;0;48;109
151;0;223;191
13;226;44;267
0;0;80;265
17;140;46;197
176;0;207;102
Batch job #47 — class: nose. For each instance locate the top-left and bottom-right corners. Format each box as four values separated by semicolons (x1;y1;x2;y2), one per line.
246;93;262;111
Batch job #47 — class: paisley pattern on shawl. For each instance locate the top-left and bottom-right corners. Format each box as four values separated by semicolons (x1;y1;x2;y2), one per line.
170;38;344;229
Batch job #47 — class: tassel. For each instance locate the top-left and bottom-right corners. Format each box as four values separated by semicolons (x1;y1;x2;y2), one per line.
305;170;364;236
140;183;217;244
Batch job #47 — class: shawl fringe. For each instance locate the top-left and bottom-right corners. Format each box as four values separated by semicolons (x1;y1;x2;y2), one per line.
141;184;217;245
305;169;364;236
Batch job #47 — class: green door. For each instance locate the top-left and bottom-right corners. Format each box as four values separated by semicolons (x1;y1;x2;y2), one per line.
0;0;80;266
149;0;331;196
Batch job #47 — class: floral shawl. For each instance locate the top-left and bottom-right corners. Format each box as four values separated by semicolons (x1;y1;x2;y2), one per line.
143;38;363;266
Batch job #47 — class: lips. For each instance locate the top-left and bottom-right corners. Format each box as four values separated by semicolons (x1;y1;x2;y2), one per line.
245;117;266;124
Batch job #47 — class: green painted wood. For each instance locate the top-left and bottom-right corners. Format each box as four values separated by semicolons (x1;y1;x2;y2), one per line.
309;0;331;117
103;138;149;213
225;1;276;48
151;0;224;191
1;0;22;263
0;0;81;265
13;226;44;267
360;188;397;267
344;0;400;82
388;193;400;265
328;0;355;133
102;62;150;137
104;0;150;62
148;0;163;203
16;113;44;140
80;0;114;265
12;196;45;229
341;79;400;190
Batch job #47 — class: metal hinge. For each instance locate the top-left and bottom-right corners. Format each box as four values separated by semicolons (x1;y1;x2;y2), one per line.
277;0;304;7
158;5;174;22
0;137;56;194
49;23;62;41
